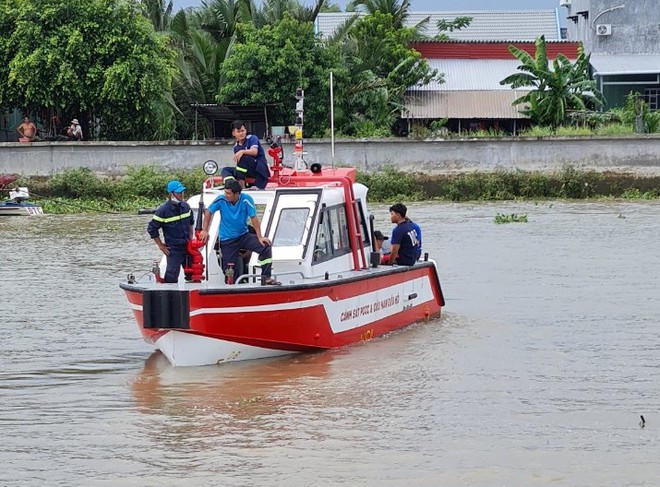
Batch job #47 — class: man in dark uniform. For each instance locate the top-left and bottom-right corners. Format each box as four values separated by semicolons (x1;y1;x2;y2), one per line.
147;180;195;283
387;203;420;266
220;120;271;189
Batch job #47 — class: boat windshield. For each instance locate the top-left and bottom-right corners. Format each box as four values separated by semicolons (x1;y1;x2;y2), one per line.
273;207;310;246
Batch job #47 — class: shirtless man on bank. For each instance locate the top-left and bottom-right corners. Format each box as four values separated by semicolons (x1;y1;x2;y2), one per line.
17;116;39;141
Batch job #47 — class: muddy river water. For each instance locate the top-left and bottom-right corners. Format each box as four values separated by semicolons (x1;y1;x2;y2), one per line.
1;200;659;486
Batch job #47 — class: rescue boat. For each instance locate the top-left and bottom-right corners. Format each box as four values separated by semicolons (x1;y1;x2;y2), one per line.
0;174;43;216
120;155;445;367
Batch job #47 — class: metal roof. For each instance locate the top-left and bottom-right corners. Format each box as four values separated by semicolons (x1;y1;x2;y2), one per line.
316;10;560;41
403;90;529;119
412;59;527;91
190;104;277;121
590;54;660;76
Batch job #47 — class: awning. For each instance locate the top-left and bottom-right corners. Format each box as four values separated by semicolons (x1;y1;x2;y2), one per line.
403;90;529;119
190;104;278;121
590;54;660;76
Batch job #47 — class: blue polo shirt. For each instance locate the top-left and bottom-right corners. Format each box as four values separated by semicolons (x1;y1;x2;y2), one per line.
208;192;257;241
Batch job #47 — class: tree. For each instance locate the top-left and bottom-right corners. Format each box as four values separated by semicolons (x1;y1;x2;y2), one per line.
348;0;411;29
254;0;326;27
0;0;175;140
434;16;472;41
140;0;174;31
217;14;342;137
500;36;604;128
333;11;439;135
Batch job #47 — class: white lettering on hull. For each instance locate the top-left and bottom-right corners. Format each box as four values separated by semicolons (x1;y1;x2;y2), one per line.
189;276;435;334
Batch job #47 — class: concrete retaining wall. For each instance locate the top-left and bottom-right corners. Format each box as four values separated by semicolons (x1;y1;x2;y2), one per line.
1;136;659;176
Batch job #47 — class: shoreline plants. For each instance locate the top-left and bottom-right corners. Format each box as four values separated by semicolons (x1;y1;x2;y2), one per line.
13;165;660;214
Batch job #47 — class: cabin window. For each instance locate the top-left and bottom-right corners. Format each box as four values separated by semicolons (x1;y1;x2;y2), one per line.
273;207;310;246
356;199;370;245
313;204;351;264
334;206;350;250
313;212;333;262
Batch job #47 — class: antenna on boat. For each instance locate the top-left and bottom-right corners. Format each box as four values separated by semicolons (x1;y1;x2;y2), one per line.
330;71;335;170
293;88;306;171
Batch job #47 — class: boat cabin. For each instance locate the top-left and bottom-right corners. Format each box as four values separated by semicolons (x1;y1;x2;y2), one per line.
188;169;374;284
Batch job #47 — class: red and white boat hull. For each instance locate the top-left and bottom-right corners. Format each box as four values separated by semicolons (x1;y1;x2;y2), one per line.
122;263;444;366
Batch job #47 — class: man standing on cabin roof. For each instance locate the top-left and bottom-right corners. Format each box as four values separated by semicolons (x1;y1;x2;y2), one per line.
147;180;195;283
199;179;280;285
219;120;270;190
387;203;419;266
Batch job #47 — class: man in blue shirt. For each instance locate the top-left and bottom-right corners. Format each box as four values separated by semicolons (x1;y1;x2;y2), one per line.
147;180;195;282
387;203;419;266
199;179;279;284
220;120;271;189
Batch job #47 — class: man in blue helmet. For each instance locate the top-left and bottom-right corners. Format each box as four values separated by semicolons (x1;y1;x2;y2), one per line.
147;180;195;283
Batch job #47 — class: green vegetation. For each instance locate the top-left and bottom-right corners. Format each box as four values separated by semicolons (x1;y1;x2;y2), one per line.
494;213;528;224
12;165;660;214
500;36;604;129
18;166;206;214
0;0;174;140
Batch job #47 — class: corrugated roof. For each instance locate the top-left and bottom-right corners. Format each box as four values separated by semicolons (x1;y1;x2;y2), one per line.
403;90;529;119
413;40;580;60
590;54;660;75
412;59;527;91
316;10;560;41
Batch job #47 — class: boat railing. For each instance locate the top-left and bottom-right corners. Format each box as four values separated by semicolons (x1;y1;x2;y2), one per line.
234;270;305;285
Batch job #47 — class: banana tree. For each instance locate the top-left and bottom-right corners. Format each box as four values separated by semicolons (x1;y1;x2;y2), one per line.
500;36;605;129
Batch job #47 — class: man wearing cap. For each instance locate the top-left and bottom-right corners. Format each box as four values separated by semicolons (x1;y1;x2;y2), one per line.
199;178;279;285
67;119;83;141
387;203;419;266
374;230;391;264
147;180;195;282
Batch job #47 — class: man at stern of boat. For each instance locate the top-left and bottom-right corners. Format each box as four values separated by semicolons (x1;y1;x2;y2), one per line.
199;179;280;285
147;180;195;282
387;203;419;266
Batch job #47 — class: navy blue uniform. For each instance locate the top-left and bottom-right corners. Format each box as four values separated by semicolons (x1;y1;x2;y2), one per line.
221;134;270;189
391;219;419;266
147;201;194;282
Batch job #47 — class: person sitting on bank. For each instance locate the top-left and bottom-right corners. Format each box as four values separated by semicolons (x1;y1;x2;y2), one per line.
374;230;391;264
387;203;420;266
17;116;40;142
219;120;270;189
147;180;195;283
199;179;280;285
67;119;83;141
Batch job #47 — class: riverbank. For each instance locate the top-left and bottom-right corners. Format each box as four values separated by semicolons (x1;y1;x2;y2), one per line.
2;135;660;177
14;166;660;214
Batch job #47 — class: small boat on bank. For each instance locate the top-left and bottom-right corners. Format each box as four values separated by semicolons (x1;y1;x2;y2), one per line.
120;159;445;367
0;174;43;216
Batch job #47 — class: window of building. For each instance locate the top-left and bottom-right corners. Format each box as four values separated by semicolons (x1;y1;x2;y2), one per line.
644;88;660;111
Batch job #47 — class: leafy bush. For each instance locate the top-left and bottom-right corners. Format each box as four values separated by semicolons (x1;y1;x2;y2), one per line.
558;164;601;198
357;167;426;201
49;168;112;199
